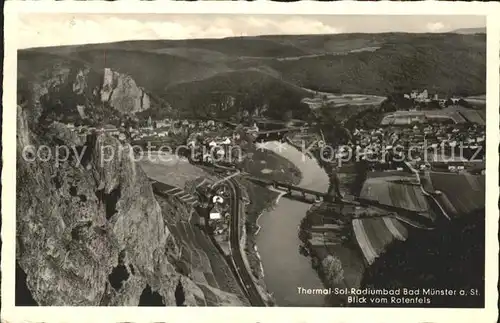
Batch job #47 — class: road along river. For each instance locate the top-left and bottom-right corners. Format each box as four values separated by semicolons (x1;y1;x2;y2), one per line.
255;141;330;306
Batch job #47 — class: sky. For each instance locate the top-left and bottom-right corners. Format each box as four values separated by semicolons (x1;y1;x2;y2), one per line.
18;14;486;49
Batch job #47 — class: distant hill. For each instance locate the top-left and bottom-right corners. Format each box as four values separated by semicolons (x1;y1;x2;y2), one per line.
19;32;486;124
264;33;486;95
158;69;312;121
73;48;229;91
451;27;486;34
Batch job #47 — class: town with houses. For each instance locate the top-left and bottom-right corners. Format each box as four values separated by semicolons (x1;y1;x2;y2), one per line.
14;19;489;310
62;89;486;246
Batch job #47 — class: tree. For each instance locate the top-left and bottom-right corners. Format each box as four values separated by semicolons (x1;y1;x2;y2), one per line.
327;170;342;200
445;98;454;107
427;100;441;110
322;255;344;287
457;99;472;109
380;98;397;113
352;158;369;196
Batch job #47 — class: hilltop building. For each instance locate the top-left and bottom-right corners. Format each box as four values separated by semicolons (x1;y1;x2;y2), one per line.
408;89;440;103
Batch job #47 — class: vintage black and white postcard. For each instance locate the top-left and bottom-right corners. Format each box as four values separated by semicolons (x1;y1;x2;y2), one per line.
2;1;499;323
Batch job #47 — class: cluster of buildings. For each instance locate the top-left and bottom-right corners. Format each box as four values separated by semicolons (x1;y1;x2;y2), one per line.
66;123;127;140
65;116;238;144
405;89;438;102
64;116;263;171
196;184;232;236
188;133;241;164
186;123;259;165
344;120;485;171
404;89;466;107
131;118;224;141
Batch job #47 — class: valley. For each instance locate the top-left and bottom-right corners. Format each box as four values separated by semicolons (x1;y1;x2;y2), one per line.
15;29;486;308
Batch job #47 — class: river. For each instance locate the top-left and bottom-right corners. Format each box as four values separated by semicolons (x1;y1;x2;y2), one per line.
255;141;330;306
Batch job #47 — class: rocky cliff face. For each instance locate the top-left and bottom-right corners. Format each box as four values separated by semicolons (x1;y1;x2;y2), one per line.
15;106;243;306
100;68;151;114
17;53;156;126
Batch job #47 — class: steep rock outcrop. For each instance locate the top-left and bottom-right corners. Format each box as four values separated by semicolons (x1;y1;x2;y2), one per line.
101;68;150;114
18;53;155;126
17;105;178;305
16;105;238;306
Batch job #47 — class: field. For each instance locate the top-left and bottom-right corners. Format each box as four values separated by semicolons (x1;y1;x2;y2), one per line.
302;93;386;109
352;216;409;266
355;170;485;307
138;153;214;189
360;209;485;307
359;176;430;213
428;171;485;216
239;147;302;184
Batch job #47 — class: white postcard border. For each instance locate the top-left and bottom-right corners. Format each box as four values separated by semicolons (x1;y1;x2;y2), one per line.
2;1;499;323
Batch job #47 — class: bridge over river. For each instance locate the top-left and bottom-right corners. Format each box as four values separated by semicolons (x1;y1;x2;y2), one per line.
243;174;435;229
200;162;435;229
254;126;308;136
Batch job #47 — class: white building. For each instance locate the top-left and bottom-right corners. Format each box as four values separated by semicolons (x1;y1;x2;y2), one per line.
212;195;224;204
209;212;222;220
416;89;428;101
410;89;429;101
215;149;225;157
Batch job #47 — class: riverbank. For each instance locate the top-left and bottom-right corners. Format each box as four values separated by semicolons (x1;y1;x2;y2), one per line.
297;202;367;306
285;134;358;197
236;146;303;301
239;178;279;283
253;141;331;306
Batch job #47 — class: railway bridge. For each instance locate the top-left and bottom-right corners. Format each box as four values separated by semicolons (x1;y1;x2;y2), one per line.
243;174;434;229
244;175;339;204
254;126;308;137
